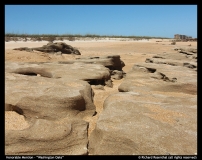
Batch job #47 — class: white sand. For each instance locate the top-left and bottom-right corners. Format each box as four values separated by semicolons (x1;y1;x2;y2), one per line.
5;38;163;50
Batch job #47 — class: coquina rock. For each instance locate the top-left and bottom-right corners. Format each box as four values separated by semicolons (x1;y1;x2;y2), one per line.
59;55;126;80
5;71;94;155
14;42;81;55
6;118;89;155
5;61;111;87
88;91;197;155
88;51;197;155
5;59;104;155
5;72;96;120
5;56;123;155
144;49;197;70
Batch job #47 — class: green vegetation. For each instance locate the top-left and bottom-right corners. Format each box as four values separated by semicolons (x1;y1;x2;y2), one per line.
5;33;170;39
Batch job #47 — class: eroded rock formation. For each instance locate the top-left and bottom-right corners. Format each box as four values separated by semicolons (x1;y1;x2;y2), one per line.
5;71;95;155
59;55;126;80
88;50;197;155
5;46;197;155
5;54;126;155
13;42;81;55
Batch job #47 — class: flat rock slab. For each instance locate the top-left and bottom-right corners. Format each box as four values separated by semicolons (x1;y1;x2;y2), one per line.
59;55;125;71
5;72;95;120
174;47;197;55
153;51;197;60
59;55;126;80
119;62;197;93
6;118;89;155
89;52;197;155
148;51;197;70
5;71;95;155
5;61;111;86
89;92;197;155
5;60;114;155
146;57;197;69
145;58;197;71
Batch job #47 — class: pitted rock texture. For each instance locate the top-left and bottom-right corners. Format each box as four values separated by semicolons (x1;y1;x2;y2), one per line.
5;61;111;87
89;92;197;155
58;55;126;80
5;72;96;120
5;40;197;155
88;50;197;155
5;71;95;155
5;54;126;155
145;49;197;69
6;118;89;155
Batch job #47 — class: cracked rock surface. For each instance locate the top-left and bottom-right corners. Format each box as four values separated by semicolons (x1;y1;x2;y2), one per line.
5;39;197;155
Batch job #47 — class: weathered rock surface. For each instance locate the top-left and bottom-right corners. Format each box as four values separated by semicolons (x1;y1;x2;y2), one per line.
59;55;126;80
174;47;197;62
5;72;95;120
5;71;95;155
145;58;197;70
5;54;126;155
5;61;111;86
5;44;197;155
145;49;197;70
89;50;197;155
14;42;81;55
89;92;197;155
75;55;125;71
13;47;34;52
5;60;110;155
174;47;197;54
6;118;89;155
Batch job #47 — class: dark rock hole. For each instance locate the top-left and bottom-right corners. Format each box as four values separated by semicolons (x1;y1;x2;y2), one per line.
5;104;24;115
87;79;105;86
15;71;52;78
19;72;38;76
146;67;156;73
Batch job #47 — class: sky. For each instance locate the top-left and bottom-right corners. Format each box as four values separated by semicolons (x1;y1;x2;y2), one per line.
5;5;197;38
